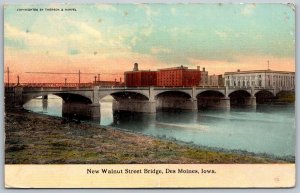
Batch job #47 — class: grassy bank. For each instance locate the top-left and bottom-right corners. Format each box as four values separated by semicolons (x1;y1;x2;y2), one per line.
5;109;289;164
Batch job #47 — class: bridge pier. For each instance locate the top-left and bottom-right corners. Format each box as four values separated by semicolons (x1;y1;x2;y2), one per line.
42;95;48;112
112;99;156;113
13;86;24;108
244;96;256;107
62;102;100;121
219;97;231;108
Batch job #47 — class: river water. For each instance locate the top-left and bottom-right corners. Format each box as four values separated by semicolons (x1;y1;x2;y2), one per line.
23;95;295;158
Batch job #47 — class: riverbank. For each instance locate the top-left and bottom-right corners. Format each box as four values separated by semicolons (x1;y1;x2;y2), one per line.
5;109;290;164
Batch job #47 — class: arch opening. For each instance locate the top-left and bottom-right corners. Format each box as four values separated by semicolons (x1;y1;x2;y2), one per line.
229;90;252;107
255;90;275;104
55;93;93;104
110;92;155;113
23;94;63;117
110;91;149;101
155;91;195;111
197;90;226;109
276;91;295;104
155;91;191;99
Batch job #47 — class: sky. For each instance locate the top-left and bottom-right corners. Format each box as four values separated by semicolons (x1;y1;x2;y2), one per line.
4;3;295;83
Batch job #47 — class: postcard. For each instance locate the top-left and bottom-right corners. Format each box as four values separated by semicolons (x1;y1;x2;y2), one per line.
4;3;295;188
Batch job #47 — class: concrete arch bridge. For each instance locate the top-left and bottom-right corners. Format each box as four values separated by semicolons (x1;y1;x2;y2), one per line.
5;86;293;119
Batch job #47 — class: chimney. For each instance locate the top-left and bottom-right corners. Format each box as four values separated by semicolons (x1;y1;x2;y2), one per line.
120;77;122;83
197;66;200;70
203;67;205;72
133;63;139;71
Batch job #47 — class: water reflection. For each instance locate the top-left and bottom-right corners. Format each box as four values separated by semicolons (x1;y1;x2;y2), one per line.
23;95;295;157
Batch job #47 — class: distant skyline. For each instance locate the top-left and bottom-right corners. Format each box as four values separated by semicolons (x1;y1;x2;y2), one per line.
4;4;295;83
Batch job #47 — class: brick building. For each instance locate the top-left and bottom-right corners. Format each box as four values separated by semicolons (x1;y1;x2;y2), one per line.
124;71;157;87
124;63;157;87
157;66;201;87
125;63;201;87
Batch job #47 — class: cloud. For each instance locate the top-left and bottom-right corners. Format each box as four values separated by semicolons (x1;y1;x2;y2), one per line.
170;7;177;16
241;4;256;15
4;23;60;48
68;48;80;55
215;31;227;38
66;20;103;41
151;46;172;54
95;4;117;12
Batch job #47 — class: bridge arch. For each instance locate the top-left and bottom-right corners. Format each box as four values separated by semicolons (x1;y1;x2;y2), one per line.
98;90;149;101
22;92;99;120
254;90;275;104
227;89;251;97
155;90;192;99
196;90;225;98
275;90;295;103
228;90;253;107
197;90;226;109
22;92;93;106
109;91;149;101
195;89;225;97
155;91;195;110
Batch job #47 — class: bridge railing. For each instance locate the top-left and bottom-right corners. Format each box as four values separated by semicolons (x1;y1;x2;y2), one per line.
4;83;95;88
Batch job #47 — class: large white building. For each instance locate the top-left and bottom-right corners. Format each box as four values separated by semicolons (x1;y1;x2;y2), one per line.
224;69;295;89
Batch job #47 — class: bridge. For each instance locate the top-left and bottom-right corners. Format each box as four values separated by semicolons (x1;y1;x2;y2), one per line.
5;84;294;120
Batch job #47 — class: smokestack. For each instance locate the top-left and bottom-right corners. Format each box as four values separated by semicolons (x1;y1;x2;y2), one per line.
203;67;205;72
120;77;122;83
197;66;200;70
133;63;139;71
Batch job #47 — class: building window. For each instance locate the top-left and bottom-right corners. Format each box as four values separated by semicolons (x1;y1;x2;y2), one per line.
258;80;262;87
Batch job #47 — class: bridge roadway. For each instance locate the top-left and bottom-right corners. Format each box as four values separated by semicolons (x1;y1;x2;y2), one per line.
5;85;292;119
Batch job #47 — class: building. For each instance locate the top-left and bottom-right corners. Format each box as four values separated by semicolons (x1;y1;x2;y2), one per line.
124;63;157;87
157;66;201;87
224;69;295;89
209;74;224;86
198;67;208;86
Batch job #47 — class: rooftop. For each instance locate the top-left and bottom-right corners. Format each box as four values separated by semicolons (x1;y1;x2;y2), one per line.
157;65;189;71
224;69;295;75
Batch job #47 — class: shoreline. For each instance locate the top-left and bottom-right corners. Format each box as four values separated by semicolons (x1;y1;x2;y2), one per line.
5;109;293;164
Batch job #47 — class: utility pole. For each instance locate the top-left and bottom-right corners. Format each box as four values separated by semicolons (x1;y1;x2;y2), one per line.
78;70;81;87
7;67;9;87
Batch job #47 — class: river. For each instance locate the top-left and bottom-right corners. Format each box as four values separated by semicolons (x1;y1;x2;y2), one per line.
23;95;295;158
